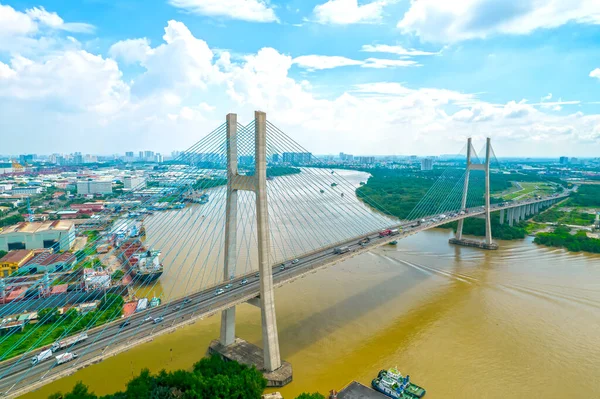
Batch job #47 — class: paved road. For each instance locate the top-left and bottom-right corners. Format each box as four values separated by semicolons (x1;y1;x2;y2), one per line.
0;193;570;397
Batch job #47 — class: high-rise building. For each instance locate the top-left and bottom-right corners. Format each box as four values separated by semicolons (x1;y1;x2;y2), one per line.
357;156;375;164
72;152;83;165
421;158;434;171
123;176;146;190
138;151;144;160
559;156;569;164
125;151;134;158
18;154;36;165
282;152;312;165
154;153;163;163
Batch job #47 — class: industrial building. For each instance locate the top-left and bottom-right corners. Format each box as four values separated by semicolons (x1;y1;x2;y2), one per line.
0;221;75;252
0;250;35;277
77;180;112;195
11;187;43;196
21;251;77;274
123;176;146;190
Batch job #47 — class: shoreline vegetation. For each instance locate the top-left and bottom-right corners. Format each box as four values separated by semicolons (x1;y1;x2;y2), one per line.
48;355;325;399
355;168;541;240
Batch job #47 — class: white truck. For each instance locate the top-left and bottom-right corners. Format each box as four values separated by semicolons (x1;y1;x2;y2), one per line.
51;332;88;352
30;349;53;366
55;352;78;365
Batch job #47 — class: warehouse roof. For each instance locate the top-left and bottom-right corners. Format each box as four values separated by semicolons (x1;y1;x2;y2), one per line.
0;220;74;235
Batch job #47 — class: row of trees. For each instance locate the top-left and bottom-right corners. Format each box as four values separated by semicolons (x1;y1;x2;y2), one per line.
534;226;600;253
49;355;325;399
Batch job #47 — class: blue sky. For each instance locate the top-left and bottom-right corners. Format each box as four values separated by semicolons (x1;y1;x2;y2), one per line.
1;0;600;157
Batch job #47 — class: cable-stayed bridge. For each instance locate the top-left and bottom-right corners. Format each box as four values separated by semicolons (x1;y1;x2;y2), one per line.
0;112;569;397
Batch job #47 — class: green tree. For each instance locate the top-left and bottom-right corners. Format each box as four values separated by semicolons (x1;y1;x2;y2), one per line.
0;250;7;259
111;270;125;281
296;393;326;399
37;308;60;325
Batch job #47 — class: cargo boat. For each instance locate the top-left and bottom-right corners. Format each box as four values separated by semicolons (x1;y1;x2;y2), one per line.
118;240;163;284
372;367;426;399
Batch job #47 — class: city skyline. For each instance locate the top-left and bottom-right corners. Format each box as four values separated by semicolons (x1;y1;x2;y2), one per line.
1;1;600;156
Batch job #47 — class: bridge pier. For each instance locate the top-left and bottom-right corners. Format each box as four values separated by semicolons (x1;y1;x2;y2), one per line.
499;209;505;225
212;111;291;385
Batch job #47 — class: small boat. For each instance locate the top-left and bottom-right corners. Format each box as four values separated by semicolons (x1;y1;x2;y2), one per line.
389;240;398;245
331;182;338;187
320;189;325;194
372;368;426;399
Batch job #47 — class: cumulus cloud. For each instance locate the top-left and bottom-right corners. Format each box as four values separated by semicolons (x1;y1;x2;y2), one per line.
2;19;600;157
312;0;393;25
590;68;600;79
168;0;278;23
398;0;600;43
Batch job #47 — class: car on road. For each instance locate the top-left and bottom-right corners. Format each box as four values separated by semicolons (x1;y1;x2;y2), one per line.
174;305;182;311
224;284;232;289
240;279;248;285
144;316;153;323
292;259;299;264
280;264;285;271
119;320;131;328
183;298;192;304
153;317;164;324
215;288;225;296
255;272;259;277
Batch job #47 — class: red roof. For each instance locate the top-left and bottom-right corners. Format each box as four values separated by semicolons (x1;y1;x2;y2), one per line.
25;252;76;267
123;301;137;317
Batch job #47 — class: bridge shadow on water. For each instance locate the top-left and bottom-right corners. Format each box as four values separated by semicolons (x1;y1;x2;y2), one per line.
276;248;484;360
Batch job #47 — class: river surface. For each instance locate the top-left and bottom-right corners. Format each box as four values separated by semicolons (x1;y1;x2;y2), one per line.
24;170;600;399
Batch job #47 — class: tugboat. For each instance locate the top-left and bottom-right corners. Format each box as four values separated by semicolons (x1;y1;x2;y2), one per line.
372;367;426;398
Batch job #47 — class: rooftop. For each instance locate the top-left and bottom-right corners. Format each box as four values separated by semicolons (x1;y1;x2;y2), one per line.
338;381;388;399
0;250;34;264
25;251;76;266
0;220;74;235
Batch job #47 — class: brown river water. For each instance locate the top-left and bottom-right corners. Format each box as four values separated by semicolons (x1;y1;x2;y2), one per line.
23;170;600;399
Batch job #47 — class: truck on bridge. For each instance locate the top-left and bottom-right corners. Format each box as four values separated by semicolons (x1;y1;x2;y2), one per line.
51;333;88;352
55;352;78;365
30;349;53;365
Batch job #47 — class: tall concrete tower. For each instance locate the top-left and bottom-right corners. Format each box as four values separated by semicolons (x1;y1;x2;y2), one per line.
218;111;282;372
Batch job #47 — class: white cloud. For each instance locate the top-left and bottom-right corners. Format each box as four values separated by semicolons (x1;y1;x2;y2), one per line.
312;0;392;25
293;55;363;70
168;0;278;23
361;58;420;68
109;38;152;64
361;44;439;56
1;19;600;157
292;54;420;70
398;0;600;43
0;4;37;37
590;68;600;79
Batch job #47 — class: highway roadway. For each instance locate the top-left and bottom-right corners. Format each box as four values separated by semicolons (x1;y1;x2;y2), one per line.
0;192;570;397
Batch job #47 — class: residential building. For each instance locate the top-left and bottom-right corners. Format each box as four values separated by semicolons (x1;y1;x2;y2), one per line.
0;250;35;277
77;180;112;195
357;156;375;164
282;152;312;165
0;221;75;252
18;154;35;165
559;156;569;164
421;158;434;171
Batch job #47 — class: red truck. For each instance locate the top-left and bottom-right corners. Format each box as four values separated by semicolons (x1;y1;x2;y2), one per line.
379;229;392;237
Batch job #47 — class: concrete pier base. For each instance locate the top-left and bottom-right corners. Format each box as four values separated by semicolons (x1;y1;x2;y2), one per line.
208;338;293;387
449;237;499;250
